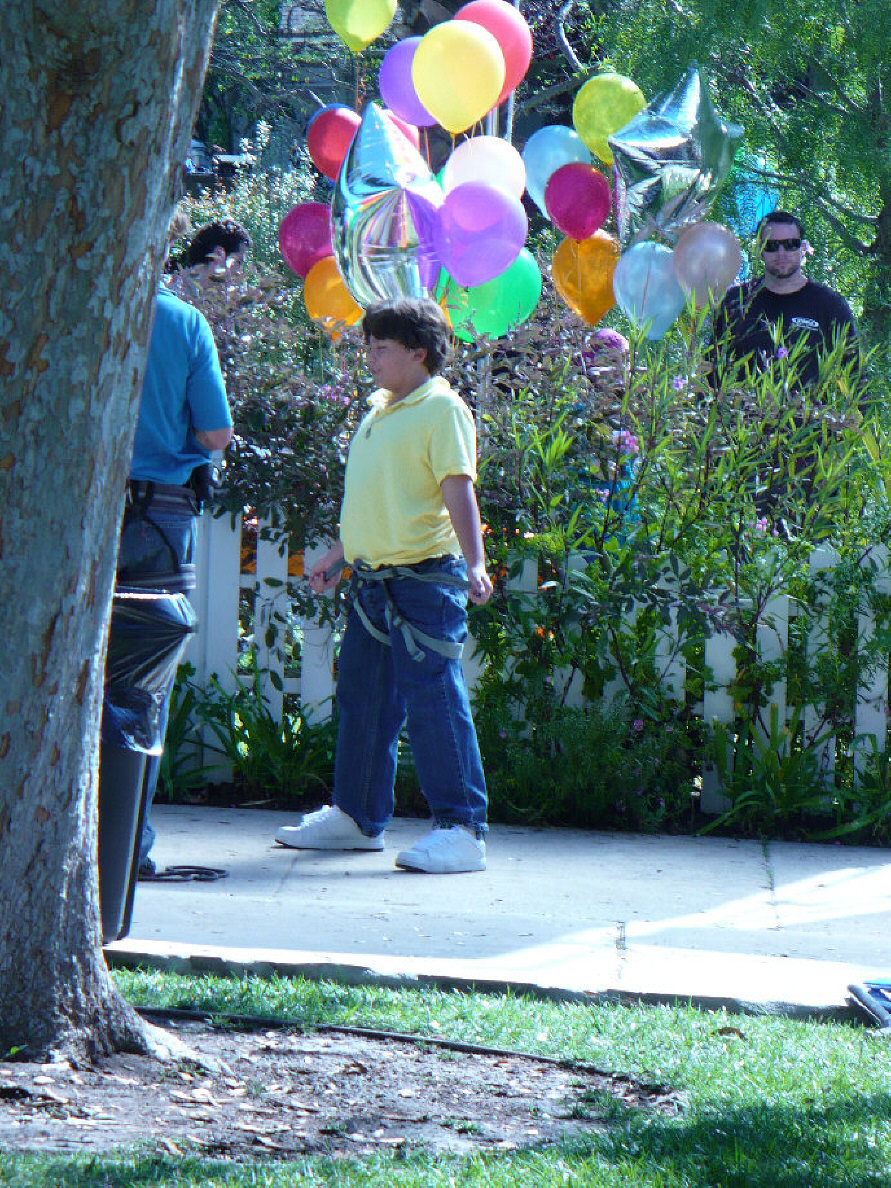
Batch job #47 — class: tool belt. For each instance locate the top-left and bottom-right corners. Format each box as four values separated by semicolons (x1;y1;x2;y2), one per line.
350;558;468;663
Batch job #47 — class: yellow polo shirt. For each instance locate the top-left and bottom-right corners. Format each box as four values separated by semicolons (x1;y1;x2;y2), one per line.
339;376;477;568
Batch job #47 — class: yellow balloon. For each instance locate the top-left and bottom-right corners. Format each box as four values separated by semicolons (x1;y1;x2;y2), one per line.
572;73;645;165
304;257;363;338
324;0;395;53
552;232;621;325
412;21;506;134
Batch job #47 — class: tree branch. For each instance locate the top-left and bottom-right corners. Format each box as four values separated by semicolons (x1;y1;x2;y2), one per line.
723;63;877;254
555;1;583;72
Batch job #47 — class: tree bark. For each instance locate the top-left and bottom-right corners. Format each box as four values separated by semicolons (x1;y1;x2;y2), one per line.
0;0;219;1061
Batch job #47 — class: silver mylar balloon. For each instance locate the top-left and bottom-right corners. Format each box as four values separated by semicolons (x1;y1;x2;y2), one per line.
331;103;443;307
609;64;743;247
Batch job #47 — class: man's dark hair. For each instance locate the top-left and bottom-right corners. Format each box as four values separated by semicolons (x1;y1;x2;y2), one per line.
362;298;452;375
186;218;252;266
756;210;804;241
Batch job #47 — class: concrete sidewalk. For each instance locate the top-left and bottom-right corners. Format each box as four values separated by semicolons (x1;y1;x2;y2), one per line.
104;804;891;1020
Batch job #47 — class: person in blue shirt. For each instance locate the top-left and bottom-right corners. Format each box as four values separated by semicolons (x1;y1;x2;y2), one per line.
118;216;232;876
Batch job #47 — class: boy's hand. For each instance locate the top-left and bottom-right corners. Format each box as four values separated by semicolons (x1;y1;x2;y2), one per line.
467;563;493;605
440;475;492;605
308;543;345;594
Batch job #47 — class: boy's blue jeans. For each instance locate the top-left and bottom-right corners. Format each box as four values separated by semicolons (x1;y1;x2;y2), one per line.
333;555;488;838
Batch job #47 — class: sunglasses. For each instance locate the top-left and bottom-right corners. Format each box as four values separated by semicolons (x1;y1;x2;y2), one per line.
762;238;802;253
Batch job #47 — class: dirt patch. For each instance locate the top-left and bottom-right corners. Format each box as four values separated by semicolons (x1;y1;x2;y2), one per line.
0;1017;684;1162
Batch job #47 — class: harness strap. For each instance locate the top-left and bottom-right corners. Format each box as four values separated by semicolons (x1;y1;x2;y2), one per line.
351;560;467;663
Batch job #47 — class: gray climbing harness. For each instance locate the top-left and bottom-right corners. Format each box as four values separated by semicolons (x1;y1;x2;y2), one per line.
349;559;468;663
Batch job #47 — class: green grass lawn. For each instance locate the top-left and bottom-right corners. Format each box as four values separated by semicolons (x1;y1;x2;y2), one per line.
2;970;890;1186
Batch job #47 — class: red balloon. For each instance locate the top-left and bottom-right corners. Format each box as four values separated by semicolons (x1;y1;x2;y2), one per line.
306;105;361;180
455;0;532;106
278;203;333;279
382;108;420;150
544;163;612;240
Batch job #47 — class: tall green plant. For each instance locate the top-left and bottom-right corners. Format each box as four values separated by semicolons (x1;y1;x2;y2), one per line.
468;300;891;837
191;653;337;801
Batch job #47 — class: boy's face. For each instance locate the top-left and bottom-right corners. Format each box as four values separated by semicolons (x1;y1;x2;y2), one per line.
365;337;429;399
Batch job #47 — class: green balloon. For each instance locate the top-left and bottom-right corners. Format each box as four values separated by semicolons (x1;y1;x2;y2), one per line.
440;250;542;341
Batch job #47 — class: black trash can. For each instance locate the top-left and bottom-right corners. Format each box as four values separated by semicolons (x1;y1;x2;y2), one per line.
98;590;196;944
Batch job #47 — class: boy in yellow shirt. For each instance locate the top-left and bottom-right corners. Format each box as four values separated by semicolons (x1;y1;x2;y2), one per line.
275;297;492;872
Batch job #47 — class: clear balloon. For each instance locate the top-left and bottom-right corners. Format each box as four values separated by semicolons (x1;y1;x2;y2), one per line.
383;108;420;150
306;105;361;180
331;103;443;307
411;21;506;134
303;256;363;338
610;64;744;246
544;163;611;240
551;231;620;326
521;125;591;216
572;73;645;166
455;0;533;106
612;242;686;339
278;203;333;279
440;249;542;340
441;135;526;198
672;221;742;306
378;38;437;127
432;182;527;287
324;0;395;53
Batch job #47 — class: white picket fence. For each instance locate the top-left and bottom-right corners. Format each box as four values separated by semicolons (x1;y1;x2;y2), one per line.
187;514;890;812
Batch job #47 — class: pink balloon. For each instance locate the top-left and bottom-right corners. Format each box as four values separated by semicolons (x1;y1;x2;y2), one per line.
544;163;611;240
306;105;361;180
378;37;437;128
455;0;532;105
278;203;333;279
432;182;527;287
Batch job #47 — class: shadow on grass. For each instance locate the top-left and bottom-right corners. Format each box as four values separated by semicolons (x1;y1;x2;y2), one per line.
5;1092;891;1186
589;1089;891;1187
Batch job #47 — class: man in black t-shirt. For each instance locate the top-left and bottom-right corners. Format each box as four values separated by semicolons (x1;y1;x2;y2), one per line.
712;211;858;388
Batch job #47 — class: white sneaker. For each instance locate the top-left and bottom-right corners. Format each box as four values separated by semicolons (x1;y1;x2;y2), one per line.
395;826;486;873
275;806;385;851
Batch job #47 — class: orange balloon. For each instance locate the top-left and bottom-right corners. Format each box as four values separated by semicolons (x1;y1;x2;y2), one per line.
303;256;363;337
551;231;620;325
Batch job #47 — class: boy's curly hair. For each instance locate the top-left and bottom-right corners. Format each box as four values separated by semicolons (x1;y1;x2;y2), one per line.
362;298;452;375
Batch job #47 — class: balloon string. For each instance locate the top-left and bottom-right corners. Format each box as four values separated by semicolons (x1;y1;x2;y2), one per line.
423;128;431;168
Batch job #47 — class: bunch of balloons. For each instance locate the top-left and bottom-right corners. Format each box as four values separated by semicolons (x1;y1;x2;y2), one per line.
282;0;746;346
280;0;539;339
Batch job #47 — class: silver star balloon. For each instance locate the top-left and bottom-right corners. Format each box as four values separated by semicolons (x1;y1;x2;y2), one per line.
609;64;743;247
331;103;443;308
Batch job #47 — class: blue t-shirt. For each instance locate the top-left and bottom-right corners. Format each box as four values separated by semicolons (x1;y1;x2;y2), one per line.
130;286;231;485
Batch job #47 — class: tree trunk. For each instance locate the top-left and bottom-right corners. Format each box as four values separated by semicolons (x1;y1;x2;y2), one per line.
0;0;219;1061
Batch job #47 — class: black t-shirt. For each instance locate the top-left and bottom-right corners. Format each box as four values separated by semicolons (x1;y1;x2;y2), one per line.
712;278;858;387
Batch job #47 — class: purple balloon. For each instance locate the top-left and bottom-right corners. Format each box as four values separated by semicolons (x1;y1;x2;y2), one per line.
378;38;437;129
432;183;528;287
401;190;441;292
